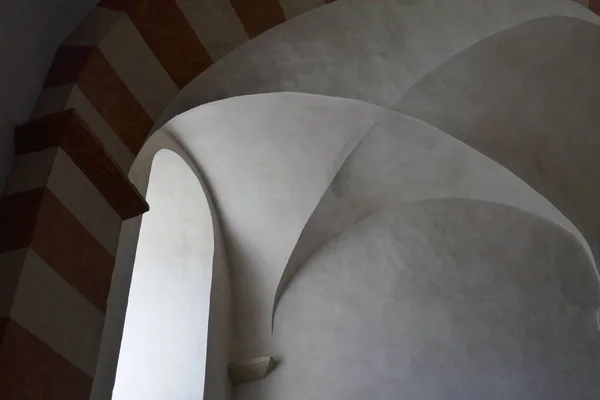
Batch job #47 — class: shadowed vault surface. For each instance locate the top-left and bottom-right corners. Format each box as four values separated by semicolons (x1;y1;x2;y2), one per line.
397;16;600;267
267;199;600;400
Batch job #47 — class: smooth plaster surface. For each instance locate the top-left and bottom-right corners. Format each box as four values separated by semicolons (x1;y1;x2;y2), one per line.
0;0;98;192
162;93;387;358
273;109;591;313
244;199;600;400
397;16;600;272
149;4;600;379
160;93;593;368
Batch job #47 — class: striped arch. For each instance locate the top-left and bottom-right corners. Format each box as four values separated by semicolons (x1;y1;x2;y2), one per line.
31;0;343;174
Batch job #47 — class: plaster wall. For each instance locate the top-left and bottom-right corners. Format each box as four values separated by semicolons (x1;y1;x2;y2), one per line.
155;1;600;284
152;3;600;372
274;110;594;309
91;1;600;398
0;0;98;192
161;93;591;367
396;16;600;268
243;199;600;400
156;0;598;128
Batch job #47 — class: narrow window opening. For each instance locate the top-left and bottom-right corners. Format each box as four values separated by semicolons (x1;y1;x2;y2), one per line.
112;149;213;400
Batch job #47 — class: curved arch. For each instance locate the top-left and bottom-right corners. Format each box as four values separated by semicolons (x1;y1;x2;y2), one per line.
91;131;232;400
157;0;599;126
146;93;589;353
161;92;388;359
112;148;213;399
153;92;595;347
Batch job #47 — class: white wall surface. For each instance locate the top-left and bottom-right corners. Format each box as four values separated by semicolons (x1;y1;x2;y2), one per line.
151;6;600;389
155;0;600;285
397;15;600;270
112;149;213;400
129;1;600;398
160;93;592;371
248;200;600;400
162;93;388;359
0;0;97;192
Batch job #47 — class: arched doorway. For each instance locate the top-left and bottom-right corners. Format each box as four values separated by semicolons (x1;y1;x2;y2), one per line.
111;149;214;399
